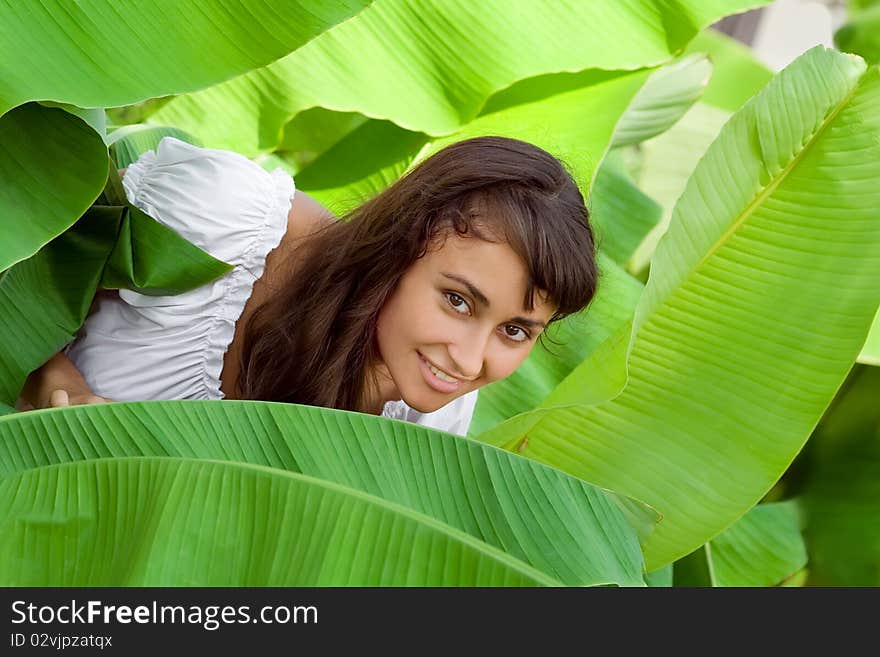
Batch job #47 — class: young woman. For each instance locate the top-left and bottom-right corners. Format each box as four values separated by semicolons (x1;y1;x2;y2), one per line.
21;135;598;436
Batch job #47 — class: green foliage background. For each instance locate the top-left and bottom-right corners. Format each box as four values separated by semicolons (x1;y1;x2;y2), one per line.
1;0;878;586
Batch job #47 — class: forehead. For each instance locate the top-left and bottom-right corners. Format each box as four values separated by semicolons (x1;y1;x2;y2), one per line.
420;232;554;316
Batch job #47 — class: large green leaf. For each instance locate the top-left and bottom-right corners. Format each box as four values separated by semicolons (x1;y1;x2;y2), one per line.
0;0;369;117
798;365;880;585
476;48;880;570
644;564;673;587
627;101;732;275
859;308;880;365
293;119;429;214
708;500;807;586
278;108;371;173
0;208;117;407
297;68;650;222
150;0;770;155
0;104;108;272
627;29;772;274
0;457;560;586
101;204;233;296
413;70;651;194
835;4;880;66
105;97;176;127
470;255;643;436
0;401;654;587
610;54;712;148
682;28;773;112
590;150;663;266
0;203;232;407
1;2;367;273
479;54;710;152
108;124;202;169
670;543;714;586
39;102;108;141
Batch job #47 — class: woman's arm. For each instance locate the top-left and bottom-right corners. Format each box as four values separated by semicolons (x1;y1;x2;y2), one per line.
18;351;111;410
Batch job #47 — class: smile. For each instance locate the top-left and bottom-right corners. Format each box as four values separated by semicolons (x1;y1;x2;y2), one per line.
417;353;462;393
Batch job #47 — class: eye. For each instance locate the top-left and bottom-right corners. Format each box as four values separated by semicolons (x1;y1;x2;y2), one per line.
502;325;530;343
444;291;471;315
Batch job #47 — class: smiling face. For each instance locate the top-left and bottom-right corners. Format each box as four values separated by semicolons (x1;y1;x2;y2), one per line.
371;228;556;414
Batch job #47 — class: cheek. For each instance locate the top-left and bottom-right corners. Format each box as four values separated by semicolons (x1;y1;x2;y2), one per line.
375;301;401;358
484;344;532;384
377;292;448;355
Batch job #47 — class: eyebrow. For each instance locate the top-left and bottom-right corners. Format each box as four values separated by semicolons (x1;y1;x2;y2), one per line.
440;272;547;330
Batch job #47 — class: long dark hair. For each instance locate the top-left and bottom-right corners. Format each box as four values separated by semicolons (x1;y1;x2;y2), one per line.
238;135;599;412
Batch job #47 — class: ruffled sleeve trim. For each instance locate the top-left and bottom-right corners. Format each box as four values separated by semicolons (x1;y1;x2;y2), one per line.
206;168;295;399
121;148;158;204
113;137;297;401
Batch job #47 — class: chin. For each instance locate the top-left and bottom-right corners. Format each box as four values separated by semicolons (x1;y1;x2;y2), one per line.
401;395;447;414
398;384;460;414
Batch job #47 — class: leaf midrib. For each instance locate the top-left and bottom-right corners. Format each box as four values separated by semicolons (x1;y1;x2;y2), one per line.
686;68;862;280
3;455;564;586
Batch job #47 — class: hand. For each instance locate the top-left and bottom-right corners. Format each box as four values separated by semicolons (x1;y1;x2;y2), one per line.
45;389;113;408
17;389;114;411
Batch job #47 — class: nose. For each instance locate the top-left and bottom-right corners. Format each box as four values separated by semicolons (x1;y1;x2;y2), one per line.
447;325;491;380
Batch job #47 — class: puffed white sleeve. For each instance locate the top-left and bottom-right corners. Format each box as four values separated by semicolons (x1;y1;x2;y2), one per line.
65;137;295;402
121;136;294;271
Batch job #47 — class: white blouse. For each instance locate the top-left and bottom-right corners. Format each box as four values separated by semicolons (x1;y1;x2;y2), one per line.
65;137;477;436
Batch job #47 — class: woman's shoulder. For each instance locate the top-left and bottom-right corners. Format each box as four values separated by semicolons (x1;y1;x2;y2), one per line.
285;188;337;244
122;137;297;266
217;185;337;398
250;187;337;304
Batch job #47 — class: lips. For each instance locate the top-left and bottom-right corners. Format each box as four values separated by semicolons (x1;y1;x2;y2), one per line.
417;352;462;394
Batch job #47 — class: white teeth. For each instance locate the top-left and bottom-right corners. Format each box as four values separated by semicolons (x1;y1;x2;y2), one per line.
428;362;458;383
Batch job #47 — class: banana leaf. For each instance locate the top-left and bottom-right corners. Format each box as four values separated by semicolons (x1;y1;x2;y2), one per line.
469;255;643;436
149;0;771;155
0;104;107;273
590;150;663;266
835;4;880;65
611;54;712;148
108;125;202;169
0;457;558;586
709;500;806;587
278;108;371;173
674;501;807;587
798;365;880;585
298;68;650;225
671;543;714;587
0;208;117;406
645;564;673;587
101;204;232;295
293;119;430;214
683;28;774;112
0;0;369;117
476;47;880;570
0;401;657;587
38;102;108;141
627;27;773;274
780;569;809;587
0;203;231;407
859;309;880;365
0;2;367;273
105;97;176;127
480;54;710;151
627;101;733;275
